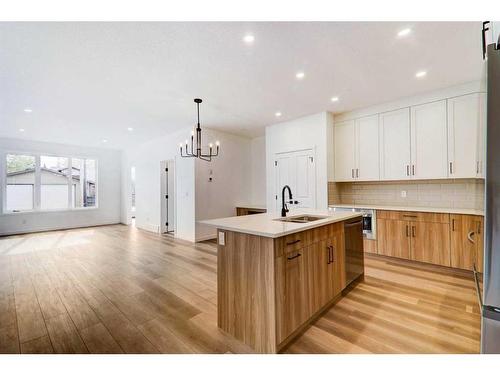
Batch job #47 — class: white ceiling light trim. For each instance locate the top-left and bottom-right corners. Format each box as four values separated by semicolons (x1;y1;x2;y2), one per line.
243;34;255;44
275;111;282;117
415;70;427;78
331;96;339;102
397;28;412;37
23;108;32;113
295;71;305;80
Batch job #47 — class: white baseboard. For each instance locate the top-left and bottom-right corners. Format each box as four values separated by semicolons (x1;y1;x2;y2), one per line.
0;221;121;236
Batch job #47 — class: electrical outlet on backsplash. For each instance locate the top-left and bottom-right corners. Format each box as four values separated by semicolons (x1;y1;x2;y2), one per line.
328;179;484;210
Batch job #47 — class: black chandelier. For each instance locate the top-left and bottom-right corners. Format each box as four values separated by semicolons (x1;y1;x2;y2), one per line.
179;98;220;162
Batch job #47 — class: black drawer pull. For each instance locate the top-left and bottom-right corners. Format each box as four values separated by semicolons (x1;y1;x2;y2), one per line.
287;253;301;260
286;239;301;246
403;215;418;218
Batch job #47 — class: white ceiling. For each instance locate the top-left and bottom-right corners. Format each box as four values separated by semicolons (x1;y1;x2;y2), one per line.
0;22;484;149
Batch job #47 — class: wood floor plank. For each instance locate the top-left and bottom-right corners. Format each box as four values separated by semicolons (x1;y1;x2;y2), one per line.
0;323;20;353
0;224;482;354
45;313;88;354
79;323;124;354
21;335;54;354
99;312;158;354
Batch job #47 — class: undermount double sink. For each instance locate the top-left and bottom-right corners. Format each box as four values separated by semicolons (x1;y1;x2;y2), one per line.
274;215;328;223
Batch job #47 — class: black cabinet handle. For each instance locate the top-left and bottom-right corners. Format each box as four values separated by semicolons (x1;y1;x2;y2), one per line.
412;226;416;237
406;225;409;237
286;239;301;246
331;245;335;262
326;247;331;264
287;253;302;260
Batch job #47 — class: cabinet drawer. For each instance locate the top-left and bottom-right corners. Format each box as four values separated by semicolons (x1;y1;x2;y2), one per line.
377;210;449;223
275;231;309;257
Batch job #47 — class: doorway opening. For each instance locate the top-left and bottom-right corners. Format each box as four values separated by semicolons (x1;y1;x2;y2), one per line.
130;166;136;226
160;160;176;235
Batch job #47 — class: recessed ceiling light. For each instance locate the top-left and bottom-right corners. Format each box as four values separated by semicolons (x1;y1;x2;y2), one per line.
275;112;282;117
19;128;25;132
23;108;32;113
243;34;255;44
331;96;339;102
397;28;412;37
127;127;134;132
295;71;305;80
102;139;108;143
415;70;427;78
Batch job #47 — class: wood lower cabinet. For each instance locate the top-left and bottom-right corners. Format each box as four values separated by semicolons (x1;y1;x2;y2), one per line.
450;214;484;272
276;248;311;342
275;222;347;345
410;222;450;266
377;218;411;259
375;210;483;271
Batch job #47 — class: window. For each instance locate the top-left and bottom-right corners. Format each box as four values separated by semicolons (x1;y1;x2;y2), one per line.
40;156;69;210
6;154;35;211
71;158;97;208
3;153;97;213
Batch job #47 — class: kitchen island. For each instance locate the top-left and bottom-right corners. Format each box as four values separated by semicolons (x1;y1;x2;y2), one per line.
202;209;364;353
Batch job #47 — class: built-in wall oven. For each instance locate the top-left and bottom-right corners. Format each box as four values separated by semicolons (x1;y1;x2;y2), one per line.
329;206;376;240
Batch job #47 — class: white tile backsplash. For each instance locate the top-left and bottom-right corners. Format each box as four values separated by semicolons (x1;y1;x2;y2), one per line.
328;179;484;210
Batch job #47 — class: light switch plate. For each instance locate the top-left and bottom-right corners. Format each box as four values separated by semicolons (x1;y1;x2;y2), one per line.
401;190;407;198
218;231;225;245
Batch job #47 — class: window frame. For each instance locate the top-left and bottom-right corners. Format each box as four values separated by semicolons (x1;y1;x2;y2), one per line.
1;150;99;215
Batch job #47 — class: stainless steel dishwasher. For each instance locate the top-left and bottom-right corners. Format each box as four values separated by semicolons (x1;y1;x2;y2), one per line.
344;217;364;287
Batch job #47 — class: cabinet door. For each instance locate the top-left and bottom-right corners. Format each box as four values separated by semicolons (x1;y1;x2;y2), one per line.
450;214;478;270
356;115;380;181
380;108;411;180
329;223;346;296
377;218;410;259
334;120;356;181
307;241;332;313
447;94;482;178
275;248;311;342
410;100;448;179
410;222;451;266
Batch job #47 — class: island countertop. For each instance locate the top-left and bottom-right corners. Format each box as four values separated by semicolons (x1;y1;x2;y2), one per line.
200;209;362;238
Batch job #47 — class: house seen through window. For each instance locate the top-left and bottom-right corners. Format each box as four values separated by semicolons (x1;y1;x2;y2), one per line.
5;153;97;212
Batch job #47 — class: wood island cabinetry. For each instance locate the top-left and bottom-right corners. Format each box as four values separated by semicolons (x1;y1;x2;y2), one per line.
216;216;361;353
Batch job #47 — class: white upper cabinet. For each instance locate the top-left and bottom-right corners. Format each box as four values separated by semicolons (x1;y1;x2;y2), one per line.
334;120;356;181
447;93;486;178
356;115;380;181
334;116;380;181
380;108;411;180
410;100;448;179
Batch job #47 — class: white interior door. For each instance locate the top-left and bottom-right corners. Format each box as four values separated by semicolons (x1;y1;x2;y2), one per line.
356;115;380;181
380;108;411;180
411;100;448;179
334;120;356;181
447;94;482;178
275;149;316;212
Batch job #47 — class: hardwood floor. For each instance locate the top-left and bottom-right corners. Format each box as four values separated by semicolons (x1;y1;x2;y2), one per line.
0;225;481;354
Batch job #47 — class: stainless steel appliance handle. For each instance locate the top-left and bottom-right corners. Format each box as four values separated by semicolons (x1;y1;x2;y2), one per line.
406;165;409;176
473;263;483;313
344;219;363;228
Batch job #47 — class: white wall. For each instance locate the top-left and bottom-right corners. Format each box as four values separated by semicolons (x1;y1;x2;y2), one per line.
0;137;122;235
265;112;333;212
121;128;196;242
195;129;253;241
122;127;253;243
250;136;266;206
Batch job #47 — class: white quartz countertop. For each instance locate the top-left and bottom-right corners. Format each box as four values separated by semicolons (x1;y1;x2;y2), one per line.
200;209;363;238
329;203;484;216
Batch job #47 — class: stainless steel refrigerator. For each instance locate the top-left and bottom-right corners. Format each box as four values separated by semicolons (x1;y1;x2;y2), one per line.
482;23;500;353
